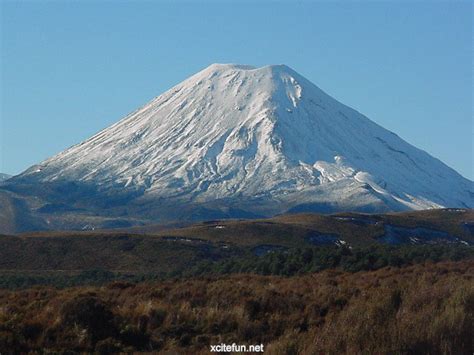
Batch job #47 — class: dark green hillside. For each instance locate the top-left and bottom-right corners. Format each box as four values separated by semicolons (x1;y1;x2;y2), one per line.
0;209;472;289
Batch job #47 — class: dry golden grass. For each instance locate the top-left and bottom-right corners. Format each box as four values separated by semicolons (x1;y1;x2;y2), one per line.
0;260;472;354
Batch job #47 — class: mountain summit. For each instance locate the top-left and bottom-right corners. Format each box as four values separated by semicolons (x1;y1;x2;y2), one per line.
7;64;473;229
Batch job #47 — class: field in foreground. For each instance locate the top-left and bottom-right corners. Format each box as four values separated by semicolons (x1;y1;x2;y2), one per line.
1;261;472;354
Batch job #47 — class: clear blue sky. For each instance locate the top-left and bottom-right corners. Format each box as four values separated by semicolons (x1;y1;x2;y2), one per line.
1;1;472;179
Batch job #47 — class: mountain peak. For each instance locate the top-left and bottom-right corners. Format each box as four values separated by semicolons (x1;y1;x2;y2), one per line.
200;63;297;76
205;63;256;71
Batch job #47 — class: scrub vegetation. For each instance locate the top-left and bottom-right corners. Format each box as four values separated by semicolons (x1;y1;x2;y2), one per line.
0;261;472;354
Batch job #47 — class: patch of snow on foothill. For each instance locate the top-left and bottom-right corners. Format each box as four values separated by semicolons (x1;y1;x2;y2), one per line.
0;173;11;182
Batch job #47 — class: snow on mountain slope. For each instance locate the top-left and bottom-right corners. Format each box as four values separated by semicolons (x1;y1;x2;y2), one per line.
17;64;473;213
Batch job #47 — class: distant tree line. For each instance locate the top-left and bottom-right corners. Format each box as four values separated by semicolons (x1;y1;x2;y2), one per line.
180;244;474;277
0;244;472;289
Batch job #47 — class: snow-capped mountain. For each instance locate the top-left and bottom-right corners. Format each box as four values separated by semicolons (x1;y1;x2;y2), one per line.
11;64;473;219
